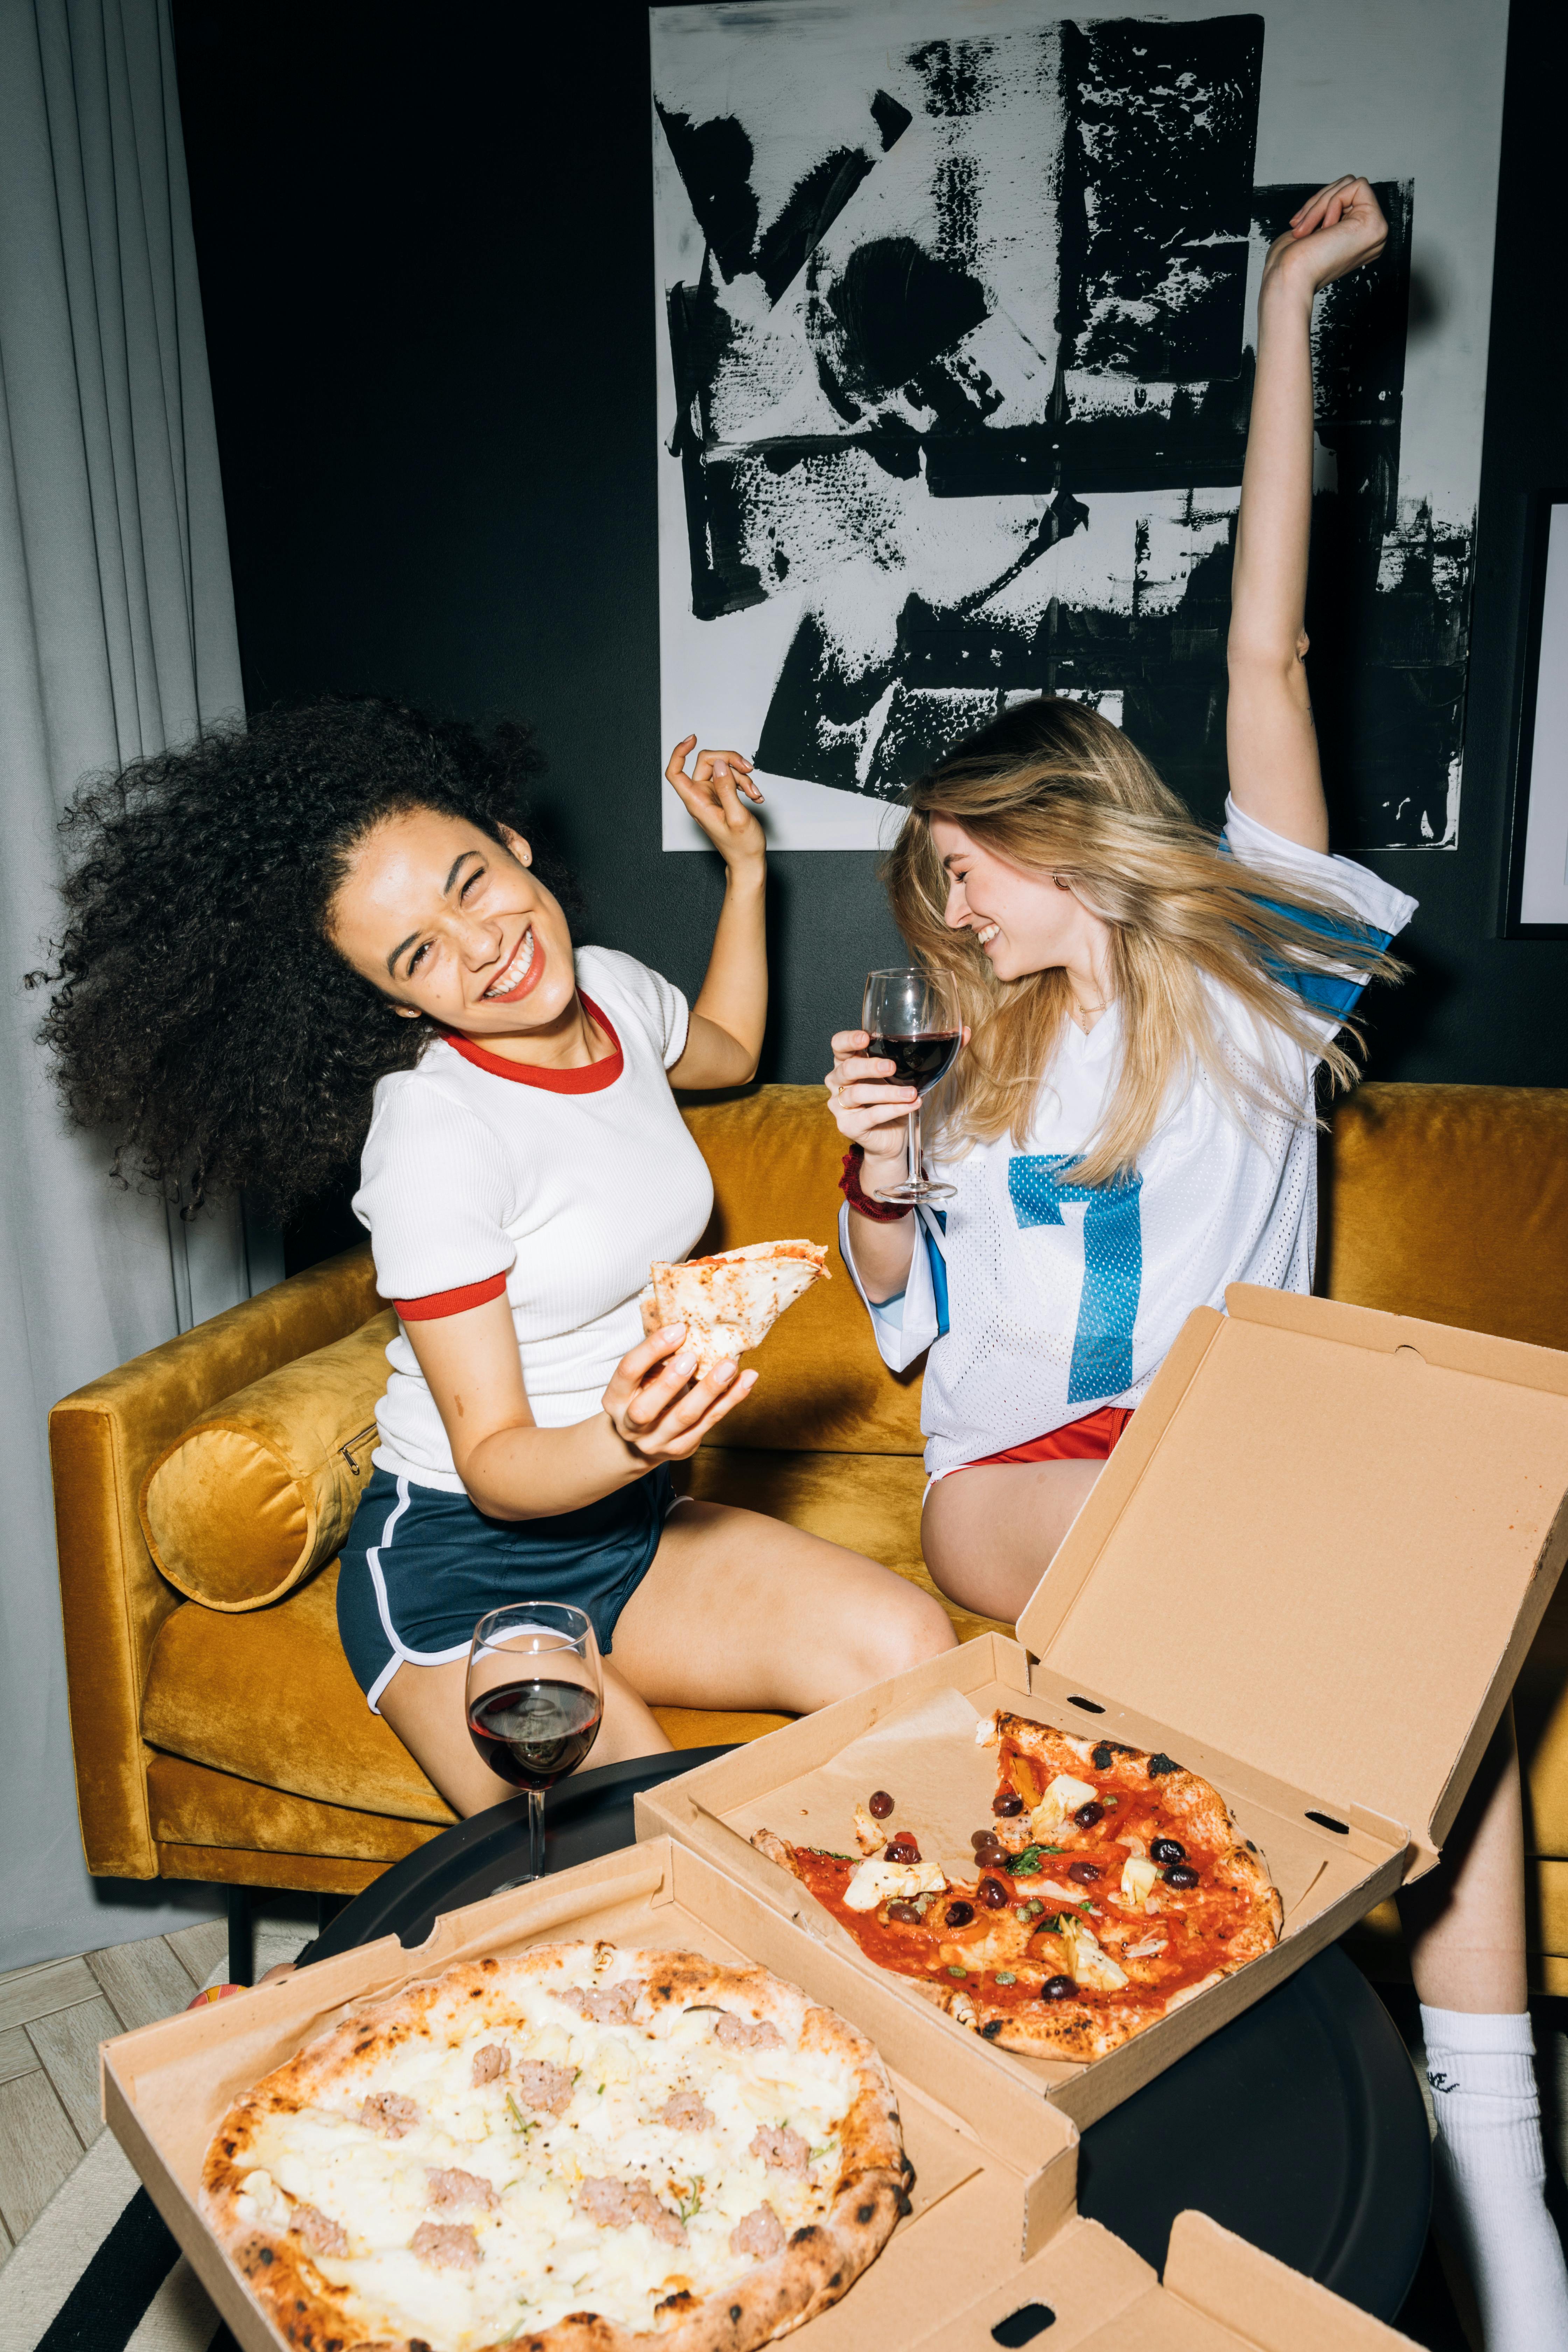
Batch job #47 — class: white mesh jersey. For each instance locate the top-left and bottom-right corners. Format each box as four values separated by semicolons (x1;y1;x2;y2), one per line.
842;802;1418;1477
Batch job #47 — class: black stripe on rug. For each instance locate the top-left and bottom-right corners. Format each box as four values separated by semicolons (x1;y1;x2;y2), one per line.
34;2188;182;2352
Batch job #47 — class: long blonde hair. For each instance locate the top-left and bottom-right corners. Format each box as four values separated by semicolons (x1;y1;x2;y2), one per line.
884;698;1406;1189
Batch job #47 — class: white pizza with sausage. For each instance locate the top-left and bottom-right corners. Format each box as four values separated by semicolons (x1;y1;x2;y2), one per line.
201;1941;905;2352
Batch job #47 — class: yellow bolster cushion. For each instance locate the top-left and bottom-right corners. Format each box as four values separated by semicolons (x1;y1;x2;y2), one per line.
140;1310;397;1610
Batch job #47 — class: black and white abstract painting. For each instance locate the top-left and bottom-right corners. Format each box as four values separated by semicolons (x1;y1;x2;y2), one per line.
653;0;1507;851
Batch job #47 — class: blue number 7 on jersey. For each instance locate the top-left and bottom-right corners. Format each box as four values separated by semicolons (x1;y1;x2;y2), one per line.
1007;1157;1143;1405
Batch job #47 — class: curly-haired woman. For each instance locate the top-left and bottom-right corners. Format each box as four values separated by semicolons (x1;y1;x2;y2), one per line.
38;701;954;1814
825;177;1567;2352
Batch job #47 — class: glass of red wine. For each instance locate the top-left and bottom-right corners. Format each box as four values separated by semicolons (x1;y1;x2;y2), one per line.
862;966;961;1205
466;1603;604;1877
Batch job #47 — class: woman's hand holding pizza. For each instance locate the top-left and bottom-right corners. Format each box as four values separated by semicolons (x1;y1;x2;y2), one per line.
602;1323;757;1466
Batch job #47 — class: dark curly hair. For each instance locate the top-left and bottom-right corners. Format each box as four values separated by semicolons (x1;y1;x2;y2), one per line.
32;697;581;1213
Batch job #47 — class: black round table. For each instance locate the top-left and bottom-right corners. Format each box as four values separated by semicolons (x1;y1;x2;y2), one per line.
301;1749;1431;2322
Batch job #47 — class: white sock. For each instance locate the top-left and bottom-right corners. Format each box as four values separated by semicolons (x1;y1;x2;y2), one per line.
1420;2004;1568;2352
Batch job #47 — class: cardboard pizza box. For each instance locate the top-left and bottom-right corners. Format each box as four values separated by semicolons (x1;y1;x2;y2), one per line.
102;1835;1073;2352
938;2208;1419;2349
638;1285;1568;2127
99;1836;1416;2351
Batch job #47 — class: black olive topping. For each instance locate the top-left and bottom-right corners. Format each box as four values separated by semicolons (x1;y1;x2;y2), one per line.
1042;1974;1076;2001
1164;1863;1201;1889
1150;1837;1185;1865
944;1900;976;1927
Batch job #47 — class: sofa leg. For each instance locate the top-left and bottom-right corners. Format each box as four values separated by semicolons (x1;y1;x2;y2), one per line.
228;1885;254;1986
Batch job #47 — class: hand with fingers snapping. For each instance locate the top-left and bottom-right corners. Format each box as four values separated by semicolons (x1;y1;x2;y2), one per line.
601;1322;757;1468
665;736;766;870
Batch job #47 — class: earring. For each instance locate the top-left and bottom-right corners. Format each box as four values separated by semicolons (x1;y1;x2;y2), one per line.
1054;873;1070;890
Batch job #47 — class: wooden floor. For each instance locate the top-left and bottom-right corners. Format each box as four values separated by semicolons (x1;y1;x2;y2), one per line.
0;1921;230;2254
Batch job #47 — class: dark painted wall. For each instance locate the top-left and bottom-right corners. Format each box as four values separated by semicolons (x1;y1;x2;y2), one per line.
169;0;1568;1265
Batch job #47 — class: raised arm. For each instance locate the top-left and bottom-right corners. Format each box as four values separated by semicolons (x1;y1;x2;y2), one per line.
663;736;769;1087
1226;175;1387;850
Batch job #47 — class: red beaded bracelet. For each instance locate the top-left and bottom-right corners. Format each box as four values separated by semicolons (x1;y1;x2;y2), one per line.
839;1146;912;1222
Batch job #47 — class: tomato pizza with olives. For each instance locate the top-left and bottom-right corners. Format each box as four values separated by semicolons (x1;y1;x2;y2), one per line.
751;1714;1281;2061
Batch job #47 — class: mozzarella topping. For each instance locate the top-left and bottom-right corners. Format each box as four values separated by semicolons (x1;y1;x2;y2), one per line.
223;1955;859;2348
842;1859;948;1913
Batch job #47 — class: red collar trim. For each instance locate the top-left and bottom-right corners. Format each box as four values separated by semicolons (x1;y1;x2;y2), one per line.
441;992;624;1092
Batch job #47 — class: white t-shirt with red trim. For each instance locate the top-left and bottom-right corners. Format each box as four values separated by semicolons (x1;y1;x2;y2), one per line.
352;946;714;1492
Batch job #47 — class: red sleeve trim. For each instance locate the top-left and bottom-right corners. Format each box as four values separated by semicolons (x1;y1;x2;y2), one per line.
395;1272;509;1321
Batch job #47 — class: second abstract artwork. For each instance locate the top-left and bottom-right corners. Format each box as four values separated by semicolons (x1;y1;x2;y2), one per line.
653;0;1507;851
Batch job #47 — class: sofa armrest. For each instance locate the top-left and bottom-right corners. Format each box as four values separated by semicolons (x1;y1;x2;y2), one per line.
49;1244;382;1878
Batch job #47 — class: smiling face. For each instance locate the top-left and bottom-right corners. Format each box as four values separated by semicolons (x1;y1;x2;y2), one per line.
930;816;1108;986
328;809;579;1041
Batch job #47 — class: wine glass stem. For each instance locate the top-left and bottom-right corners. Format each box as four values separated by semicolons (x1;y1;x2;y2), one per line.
526;1786;545;1881
905;1102;922;1191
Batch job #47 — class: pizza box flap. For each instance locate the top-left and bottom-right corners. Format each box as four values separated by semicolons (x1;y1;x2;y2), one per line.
1015;1286;1568;1863
924;2211;1418;2349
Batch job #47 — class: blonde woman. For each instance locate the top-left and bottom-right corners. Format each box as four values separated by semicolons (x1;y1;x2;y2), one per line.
826;178;1567;2352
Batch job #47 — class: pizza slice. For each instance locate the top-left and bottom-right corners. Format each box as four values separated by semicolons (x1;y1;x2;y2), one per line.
639;1241;829;1375
752;1715;1282;2062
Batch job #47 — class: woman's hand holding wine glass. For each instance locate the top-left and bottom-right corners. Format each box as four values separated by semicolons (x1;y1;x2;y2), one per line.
825;969;963;1206
823;1030;918;1191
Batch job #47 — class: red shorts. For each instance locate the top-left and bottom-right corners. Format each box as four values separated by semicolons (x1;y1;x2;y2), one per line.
952;1404;1133;1472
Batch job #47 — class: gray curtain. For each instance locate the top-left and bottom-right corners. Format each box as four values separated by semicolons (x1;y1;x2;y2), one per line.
0;0;270;1970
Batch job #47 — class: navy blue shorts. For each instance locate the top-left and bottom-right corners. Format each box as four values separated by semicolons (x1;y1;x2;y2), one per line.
336;1465;676;1712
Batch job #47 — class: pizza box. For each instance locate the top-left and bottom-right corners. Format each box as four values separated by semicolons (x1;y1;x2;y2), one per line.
638;1284;1568;2128
98;1834;1416;2351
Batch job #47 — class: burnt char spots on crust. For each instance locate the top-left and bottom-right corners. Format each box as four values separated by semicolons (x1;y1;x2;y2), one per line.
200;1942;906;2352
754;1716;1282;2063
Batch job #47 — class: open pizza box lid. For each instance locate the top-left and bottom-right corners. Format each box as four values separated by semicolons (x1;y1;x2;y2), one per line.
98;1837;1416;2352
1015;1285;1568;1871
638;1287;1568;2125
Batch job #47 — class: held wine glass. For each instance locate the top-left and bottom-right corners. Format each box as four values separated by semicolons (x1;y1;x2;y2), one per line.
466;1603;604;1879
862;967;961;1205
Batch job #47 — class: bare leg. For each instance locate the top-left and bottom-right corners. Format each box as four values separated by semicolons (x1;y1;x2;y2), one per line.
1398;1707;1568;2352
378;1655;669;1819
610;1501;956;1711
1399;1706;1526;2013
378;1505;953;1813
921;1459;1104;1624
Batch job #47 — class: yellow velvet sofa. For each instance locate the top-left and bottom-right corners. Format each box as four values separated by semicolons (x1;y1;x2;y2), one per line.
48;1082;1568;1989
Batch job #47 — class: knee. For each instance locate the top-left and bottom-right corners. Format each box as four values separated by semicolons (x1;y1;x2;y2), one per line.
849;1583;958;1687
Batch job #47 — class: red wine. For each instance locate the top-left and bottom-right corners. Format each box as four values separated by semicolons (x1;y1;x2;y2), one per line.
868;1031;961;1095
468;1678;602;1790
